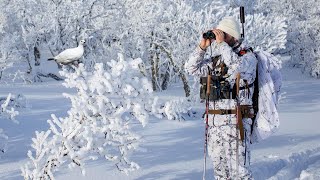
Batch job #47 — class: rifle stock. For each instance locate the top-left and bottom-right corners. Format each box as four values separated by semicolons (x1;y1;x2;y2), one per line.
236;73;244;141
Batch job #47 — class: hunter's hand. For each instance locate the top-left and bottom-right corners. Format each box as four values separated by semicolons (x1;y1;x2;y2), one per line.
199;33;212;50
213;29;225;44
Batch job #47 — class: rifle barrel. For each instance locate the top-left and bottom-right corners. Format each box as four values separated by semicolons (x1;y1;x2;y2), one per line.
240;6;245;23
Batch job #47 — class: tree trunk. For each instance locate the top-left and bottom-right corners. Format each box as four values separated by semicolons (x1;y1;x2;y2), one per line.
179;72;191;97
34;46;41;66
26;53;32;74
161;67;170;90
150;44;157;91
155;43;191;97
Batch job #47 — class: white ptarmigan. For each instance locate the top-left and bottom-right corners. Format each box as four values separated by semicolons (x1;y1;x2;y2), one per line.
48;40;85;65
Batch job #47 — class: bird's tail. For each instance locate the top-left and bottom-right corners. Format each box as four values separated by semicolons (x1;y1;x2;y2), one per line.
48;58;55;61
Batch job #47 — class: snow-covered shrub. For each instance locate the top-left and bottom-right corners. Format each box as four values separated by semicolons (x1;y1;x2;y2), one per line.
150;97;194;121
0;93;20;155
21;54;153;179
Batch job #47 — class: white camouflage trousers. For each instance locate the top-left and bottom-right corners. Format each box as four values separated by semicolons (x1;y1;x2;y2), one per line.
207;117;253;180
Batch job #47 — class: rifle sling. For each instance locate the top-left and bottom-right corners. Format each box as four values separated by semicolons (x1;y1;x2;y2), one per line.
208;109;236;115
207;106;253;118
234;82;254;91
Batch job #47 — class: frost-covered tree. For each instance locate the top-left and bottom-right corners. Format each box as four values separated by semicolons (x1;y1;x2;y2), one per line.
0;0;214;86
0;0;50;82
0;2;24;80
0;0;130;81
253;0;320;77
118;0;195;96
293;0;320;77
122;0;237;96
1;0;290;88
21;54;154;179
244;14;287;53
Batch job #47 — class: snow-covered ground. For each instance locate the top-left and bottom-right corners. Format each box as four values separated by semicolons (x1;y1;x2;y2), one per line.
0;66;319;180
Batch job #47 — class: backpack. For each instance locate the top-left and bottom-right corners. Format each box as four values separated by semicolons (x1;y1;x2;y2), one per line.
251;51;282;143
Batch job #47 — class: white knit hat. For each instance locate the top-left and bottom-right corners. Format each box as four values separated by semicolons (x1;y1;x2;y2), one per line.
216;17;241;40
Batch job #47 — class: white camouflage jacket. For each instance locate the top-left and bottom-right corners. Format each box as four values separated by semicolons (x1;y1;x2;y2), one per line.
185;41;258;126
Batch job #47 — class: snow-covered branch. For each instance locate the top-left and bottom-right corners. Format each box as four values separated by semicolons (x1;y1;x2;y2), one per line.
22;54;153;179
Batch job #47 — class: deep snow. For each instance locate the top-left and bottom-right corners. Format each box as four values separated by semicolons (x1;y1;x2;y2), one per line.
0;66;319;180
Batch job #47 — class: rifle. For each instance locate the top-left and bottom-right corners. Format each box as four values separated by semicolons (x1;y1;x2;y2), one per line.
238;6;245;141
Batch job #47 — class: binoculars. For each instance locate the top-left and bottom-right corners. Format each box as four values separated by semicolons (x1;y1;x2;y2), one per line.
203;31;216;40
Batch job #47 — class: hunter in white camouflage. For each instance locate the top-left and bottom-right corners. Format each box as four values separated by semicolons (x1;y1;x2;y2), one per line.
185;17;257;179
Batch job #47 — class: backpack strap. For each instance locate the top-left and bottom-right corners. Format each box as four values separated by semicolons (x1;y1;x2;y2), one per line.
244;80;250;98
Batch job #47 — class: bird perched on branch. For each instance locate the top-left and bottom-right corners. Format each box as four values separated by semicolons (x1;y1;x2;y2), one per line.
48;40;85;65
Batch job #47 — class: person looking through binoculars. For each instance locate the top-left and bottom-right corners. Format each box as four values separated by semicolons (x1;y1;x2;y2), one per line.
185;17;257;180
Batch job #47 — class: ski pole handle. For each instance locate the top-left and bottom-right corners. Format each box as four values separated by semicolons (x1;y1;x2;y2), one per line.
206;75;211;96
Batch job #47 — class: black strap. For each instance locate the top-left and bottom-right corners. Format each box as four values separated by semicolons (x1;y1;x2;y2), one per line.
208;109;237;115
240;82;254;90
230;82;253;92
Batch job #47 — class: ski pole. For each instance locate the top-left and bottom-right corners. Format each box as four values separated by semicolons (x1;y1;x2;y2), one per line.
203;72;211;180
